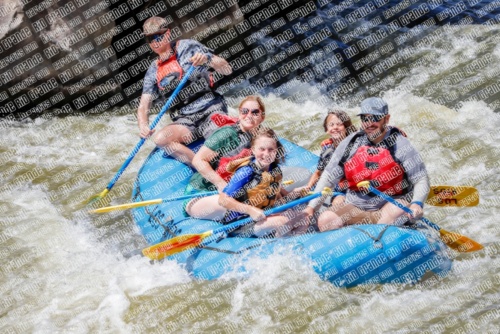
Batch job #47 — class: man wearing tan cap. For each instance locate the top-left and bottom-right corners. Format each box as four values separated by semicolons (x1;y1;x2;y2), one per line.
304;97;430;231
137;16;232;166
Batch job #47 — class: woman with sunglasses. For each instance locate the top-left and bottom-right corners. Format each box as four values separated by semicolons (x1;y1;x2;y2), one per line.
304;97;430;232
137;16;232;167
185;96;266;204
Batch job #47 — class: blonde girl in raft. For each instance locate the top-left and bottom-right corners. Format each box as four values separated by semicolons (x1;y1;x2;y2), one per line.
187;128;306;237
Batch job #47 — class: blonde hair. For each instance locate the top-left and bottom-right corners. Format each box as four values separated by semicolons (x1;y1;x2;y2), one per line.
238;95;266;115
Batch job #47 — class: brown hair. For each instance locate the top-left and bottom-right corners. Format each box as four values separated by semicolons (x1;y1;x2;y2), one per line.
250;128;285;164
238;95;266;116
323;109;356;135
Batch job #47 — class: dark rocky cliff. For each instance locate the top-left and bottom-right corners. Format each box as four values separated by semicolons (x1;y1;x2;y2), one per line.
0;0;498;120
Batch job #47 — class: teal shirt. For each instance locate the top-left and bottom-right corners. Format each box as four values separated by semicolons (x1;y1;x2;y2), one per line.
187;126;248;192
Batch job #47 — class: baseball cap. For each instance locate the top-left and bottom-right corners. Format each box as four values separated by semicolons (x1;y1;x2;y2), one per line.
142;16;170;36
358;97;389;116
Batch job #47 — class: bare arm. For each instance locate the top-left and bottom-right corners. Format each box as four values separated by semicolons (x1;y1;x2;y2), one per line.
192;146;227;192
209;55;232;75
189;53;232;75
304;133;357;212
137;94;155;138
306;170;322;189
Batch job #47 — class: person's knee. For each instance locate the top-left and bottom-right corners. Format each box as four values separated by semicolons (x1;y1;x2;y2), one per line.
318;212;342;232
181;131;195;144
153;128;175;146
155;126;194;146
189;202;223;219
318;220;338;232
318;212;332;224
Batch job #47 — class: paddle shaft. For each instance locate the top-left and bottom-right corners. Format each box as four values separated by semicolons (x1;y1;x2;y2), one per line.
104;65;197;192
142;190;327;259
92;191;219;213
201;191;323;244
164;191;217;203
363;184;440;231
168;187;331;206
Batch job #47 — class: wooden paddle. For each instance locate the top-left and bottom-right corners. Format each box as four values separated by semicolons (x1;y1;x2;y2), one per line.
427;186;479;207
85;65;197;206
91;180;296;213
91;191;218;214
142;189;330;260
357;181;483;253
93;184;478;214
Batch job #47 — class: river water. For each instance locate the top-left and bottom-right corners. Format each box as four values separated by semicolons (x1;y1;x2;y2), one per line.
1;23;500;334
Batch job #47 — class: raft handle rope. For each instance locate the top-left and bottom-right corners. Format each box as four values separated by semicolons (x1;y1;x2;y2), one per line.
134;183;179;237
351;225;390;249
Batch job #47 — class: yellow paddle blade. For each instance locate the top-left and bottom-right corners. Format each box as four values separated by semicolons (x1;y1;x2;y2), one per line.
142;231;213;260
91;199;163;213
85;189;109;206
439;228;484;252
427;186;479;207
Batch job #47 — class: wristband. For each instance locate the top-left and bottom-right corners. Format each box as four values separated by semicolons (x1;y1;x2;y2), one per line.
205;53;213;65
410;201;424;208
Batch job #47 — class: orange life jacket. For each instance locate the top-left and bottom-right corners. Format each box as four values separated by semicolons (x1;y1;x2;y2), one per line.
226;157;283;209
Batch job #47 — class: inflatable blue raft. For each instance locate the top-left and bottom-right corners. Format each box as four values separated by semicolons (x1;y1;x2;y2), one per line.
131;139;452;287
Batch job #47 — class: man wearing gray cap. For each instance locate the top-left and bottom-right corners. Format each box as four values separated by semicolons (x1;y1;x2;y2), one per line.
304;97;430;231
137;16;232;166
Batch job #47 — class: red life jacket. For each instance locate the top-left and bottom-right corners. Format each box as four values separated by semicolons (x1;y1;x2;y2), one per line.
156;41;217;109
216;148;252;182
340;127;409;195
207;114;249;181
321;138;334;147
206;121;253;181
210;113;238;127
156;42;184;91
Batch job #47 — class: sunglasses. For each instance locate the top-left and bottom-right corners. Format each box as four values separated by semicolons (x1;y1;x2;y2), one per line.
360;114;385;123
145;33;166;44
240;108;262;116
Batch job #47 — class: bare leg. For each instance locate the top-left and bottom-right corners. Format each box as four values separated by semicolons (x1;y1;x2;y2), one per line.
376;199;409;224
317;211;344;232
316;196;347;232
154;124;196;167
186;195;227;220
331;195;346;210
318;203;375;232
253;216;288;237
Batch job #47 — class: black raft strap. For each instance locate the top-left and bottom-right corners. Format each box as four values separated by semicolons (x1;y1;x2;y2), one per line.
200;239;278;254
